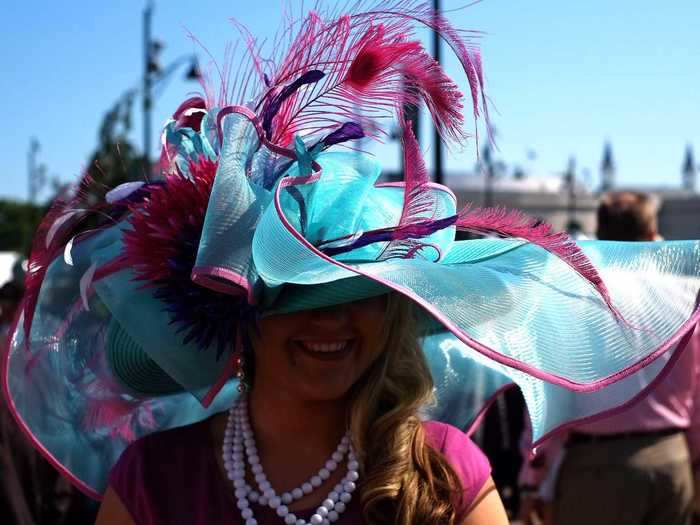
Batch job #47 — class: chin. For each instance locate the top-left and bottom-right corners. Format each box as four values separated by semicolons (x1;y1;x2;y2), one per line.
295;379;356;403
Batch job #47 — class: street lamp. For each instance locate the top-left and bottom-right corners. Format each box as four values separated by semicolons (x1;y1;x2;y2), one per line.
143;1;201;167
27;138;47;204
564;156;577;231
432;0;443;185
481;142;494;208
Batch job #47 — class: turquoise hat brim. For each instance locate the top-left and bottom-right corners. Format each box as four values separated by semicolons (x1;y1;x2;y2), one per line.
263;276;390;316
254;181;700;445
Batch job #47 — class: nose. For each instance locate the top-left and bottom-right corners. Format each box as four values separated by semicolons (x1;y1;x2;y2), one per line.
307;304;350;330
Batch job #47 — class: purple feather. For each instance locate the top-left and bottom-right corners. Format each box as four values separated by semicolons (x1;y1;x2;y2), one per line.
322;122;365;147
262;70;325;139
321;215;458;257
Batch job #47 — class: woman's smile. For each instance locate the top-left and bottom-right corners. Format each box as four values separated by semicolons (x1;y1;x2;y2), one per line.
251;296;387;401
292;338;357;362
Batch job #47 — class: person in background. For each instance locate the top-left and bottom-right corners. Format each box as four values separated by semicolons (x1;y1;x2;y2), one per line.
518;191;700;525
0;281;23;338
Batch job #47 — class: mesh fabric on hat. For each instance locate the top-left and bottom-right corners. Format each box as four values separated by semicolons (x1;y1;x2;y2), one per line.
3;228;237;497
253;170;700;443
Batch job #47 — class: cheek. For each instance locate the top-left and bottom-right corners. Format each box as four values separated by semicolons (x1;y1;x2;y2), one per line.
350;296;388;341
250;316;300;370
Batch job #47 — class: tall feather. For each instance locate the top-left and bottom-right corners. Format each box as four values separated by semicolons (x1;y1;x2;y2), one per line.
258;2;481;147
349;1;486;128
456;206;620;315
379;119;438;260
397;119;436;224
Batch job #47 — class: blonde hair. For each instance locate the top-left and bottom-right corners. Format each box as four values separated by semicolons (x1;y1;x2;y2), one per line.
348;293;464;524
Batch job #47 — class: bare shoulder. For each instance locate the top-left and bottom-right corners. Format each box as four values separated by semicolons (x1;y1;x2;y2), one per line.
95;486;137;525
461;476;509;525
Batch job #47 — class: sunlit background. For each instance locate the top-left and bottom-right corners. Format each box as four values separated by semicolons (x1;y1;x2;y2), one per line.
2;4;700;521
2;0;699;203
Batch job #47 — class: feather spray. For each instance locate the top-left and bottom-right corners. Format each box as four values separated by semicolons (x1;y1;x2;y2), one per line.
223;0;486;154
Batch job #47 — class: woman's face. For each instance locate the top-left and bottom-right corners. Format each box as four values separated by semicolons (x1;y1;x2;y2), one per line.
251;295;388;402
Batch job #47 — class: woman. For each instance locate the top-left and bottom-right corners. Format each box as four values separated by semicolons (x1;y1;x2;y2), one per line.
5;2;700;525
96;294;509;524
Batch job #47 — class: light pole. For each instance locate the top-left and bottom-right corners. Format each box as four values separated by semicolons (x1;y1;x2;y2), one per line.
482;142;494;208
682;144;696;192
600;141;615;193
27;138;47;204
143;1;155;168
143;1;200;168
565;156;577;229
432;0;443;185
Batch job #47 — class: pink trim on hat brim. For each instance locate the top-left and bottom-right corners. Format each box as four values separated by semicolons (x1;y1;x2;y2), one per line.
275;174;700;393
191;266;256;305
527;325;697;455
463;383;517;437
442;325;695;449
1;252;130;499
200;346;238;409
2;302;103;501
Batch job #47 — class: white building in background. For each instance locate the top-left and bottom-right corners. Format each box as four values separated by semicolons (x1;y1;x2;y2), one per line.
651;190;700;240
446;172;600;236
384;169;700;240
0;252;20;286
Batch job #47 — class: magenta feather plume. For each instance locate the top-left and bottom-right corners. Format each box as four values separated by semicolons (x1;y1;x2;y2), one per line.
254;1;483;147
123;157;249;356
123;159;216;286
348;1;488;141
396;119;436;225
456;206;619;314
379;119;440;260
173;96;207;131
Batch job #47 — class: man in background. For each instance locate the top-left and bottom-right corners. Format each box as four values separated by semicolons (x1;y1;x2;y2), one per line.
519;191;700;525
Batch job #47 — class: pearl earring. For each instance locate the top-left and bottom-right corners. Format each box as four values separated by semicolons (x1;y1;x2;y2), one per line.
235;353;247;393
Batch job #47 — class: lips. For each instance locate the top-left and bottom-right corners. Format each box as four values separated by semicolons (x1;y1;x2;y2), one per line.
292;339;356;362
298;341;350;352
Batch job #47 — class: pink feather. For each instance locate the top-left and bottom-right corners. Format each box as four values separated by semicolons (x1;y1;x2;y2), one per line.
379;119;438;260
397;119;436;224
173;97;207;131
123;158;217;285
256;1;484;147
348;1;488;139
83;398;143;442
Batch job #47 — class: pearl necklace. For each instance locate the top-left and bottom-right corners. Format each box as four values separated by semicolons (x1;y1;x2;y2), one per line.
223;400;359;525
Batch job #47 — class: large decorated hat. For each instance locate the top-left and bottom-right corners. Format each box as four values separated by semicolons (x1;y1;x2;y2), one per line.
4;1;700;499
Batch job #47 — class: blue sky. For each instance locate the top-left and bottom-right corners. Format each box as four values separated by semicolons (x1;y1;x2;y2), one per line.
2;0;699;201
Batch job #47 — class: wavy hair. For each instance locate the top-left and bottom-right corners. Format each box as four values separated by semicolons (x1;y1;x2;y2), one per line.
348;293;464;524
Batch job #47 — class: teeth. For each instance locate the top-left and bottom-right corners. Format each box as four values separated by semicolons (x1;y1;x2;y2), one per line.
300;341;349;353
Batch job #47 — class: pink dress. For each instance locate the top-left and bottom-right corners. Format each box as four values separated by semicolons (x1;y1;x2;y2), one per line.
109;419;490;524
